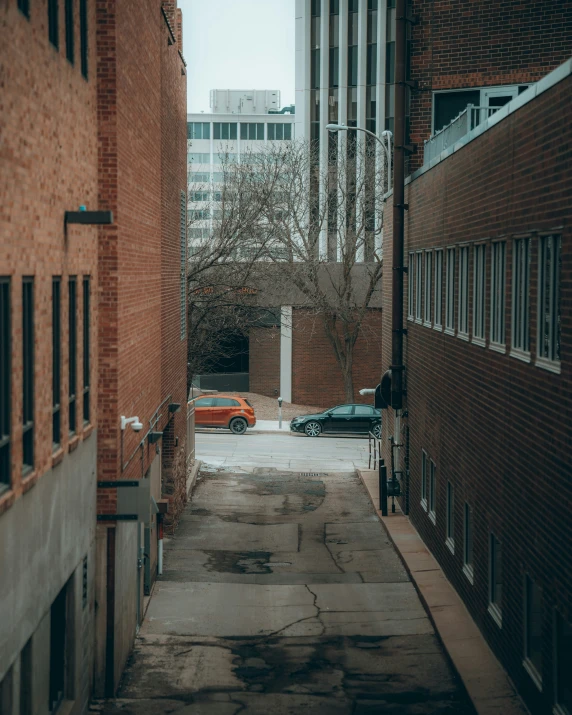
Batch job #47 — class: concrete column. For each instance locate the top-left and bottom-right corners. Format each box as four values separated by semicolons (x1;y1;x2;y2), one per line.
337;0;348;262
280;306;293;403
295;0;312;141
375;3;388;258
319;0;330;259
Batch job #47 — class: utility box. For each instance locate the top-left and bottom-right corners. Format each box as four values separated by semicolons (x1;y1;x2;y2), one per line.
209;89;281;115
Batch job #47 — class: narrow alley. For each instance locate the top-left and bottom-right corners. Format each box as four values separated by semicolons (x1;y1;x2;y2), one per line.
100;453;474;714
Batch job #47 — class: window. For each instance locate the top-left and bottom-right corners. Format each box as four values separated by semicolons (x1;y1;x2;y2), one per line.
524;575;543;688
429;460;436;523
511;237;530;355
213;152;237;165
267;123;292;141
445;247;455;332
82;277;90;424
49;585;67;712
537;235;561;366
52;278;61;450
554;612;572;714
446;481;454;553
421;450;428;508
20;638;32;715
473;244;486;343
0;278;10;491
407;252;414;320
240;123;264;140
415;252;422;322
434;249;443;329
18;0;30;18
80;0;88;78
189;209;208;220
213;122;237;140
65;0;74;63
189;228;210;240
463;502;473;582
458;246;469;336
490;242;506;347
331;405;353;415
191;191;209;202
195;397;215;407
354;405;375;415
212;172;224;183
188;152;210;164
433;90;480;132
189;172;210;183
48;0;59;48
68;278;77;435
180;192;187;340
22;278;34;473
489;534;502;626
424;251;432;325
215;398;241;407
187;122;210;140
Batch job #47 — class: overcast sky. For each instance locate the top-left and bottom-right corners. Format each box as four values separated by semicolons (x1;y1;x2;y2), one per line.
179;0;295;114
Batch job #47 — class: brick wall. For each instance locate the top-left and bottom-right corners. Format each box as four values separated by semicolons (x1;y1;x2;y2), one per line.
381;70;572;715
292;308;383;407
408;0;572;172
249;326;281;397
0;0;99;513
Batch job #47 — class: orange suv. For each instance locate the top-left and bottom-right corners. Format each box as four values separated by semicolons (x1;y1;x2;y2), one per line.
193;395;256;435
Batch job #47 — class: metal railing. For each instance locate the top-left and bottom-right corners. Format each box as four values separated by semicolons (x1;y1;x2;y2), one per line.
423;105;502;165
368;431;382;470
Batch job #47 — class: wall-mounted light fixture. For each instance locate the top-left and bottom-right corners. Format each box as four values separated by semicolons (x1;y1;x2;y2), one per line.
168;403;181;413
148;431;163;445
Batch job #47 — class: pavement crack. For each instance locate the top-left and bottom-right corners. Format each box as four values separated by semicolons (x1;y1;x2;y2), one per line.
323;523;345;573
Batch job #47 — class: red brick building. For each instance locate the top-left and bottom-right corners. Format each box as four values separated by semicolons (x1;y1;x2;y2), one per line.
380;61;572;715
0;0;187;707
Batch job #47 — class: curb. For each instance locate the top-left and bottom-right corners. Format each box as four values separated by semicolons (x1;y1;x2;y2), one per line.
186;459;202;498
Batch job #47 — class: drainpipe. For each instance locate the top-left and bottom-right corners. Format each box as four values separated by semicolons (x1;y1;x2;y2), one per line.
391;0;407;411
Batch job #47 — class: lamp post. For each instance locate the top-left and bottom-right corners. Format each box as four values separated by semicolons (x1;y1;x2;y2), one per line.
325;124;393;193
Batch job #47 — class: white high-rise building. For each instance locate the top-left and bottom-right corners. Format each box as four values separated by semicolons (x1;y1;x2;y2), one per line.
186;93;295;255
209;89;283;115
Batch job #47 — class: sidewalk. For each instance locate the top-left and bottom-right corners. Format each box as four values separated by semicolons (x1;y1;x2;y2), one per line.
357;469;528;715
251;419;291;432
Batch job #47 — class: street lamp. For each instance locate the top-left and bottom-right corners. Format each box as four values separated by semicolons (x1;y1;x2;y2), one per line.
325;124;393;192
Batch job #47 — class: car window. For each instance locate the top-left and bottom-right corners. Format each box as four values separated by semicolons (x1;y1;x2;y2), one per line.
354;405;375;415
244;399;253;407
195;397;214;407
330;405;353;415
215;398;241;407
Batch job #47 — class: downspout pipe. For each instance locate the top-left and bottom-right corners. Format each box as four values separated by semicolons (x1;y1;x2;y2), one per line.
391;0;407;410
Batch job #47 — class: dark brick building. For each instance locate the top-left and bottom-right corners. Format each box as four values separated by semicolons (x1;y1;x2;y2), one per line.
380;61;572;715
0;0;187;707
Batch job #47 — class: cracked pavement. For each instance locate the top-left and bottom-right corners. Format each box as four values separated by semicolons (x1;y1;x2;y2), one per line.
99;459;474;714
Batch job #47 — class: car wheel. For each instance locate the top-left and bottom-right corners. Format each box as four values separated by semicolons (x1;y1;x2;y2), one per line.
229;417;248;435
304;421;322;437
372;423;381;439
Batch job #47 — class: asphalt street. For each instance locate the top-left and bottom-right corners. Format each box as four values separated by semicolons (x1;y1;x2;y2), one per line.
100;432;474;714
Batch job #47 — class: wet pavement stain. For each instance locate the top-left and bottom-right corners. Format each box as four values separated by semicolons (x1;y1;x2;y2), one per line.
204;550;273;574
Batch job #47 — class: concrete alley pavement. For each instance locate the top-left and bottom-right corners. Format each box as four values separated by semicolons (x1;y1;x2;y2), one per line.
99;465;474;714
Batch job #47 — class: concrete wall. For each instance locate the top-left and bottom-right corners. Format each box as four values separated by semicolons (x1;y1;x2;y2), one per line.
113;522;140;689
0;436;97;714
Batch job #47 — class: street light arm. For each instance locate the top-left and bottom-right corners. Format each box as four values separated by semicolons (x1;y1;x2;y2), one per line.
326;124;392;191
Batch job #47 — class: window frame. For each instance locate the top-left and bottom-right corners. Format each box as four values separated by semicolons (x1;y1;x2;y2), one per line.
22;278;34;474
415;251;422;323
80;0;88;78
421;450;428;510
445;247;455;334
48;0;59;49
536;234;561;372
82;277;90;425
488;533;502;627
434;249;443;330
423;250;432;326
490;240;506;351
52;278;62;451
65;0;74;64
0;278;10;492
458;245;469;339
446;481;454;554
472;243;486;345
68;278;77;436
18;0;30;19
213;122;237;140
523;574;543;690
511;236;530;360
407;251;414;321
428;459;436;524
463;502;474;583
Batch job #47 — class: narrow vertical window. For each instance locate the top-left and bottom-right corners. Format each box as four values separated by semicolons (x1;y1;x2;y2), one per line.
82;277;90;424
22;278;34;473
20;638;32;715
52;278;61;450
429;460;436;523
424;251;432;325
434;249;443;329
407;252;414;320
0;278;10;490
473;244;486;342
511;237;530;354
490;242;506;346
49;585;67;712
180;192;187;340
537;235;561;365
68;278;77;435
458;246;469;336
65;0;74;63
421;450;427;508
80;0;88;78
48;0;59;49
446;481;454;552
489;534;502;626
463;502;473;582
445;247;455;332
415;252;422;322
554;611;572;713
524;575;543;689
18;0;30;19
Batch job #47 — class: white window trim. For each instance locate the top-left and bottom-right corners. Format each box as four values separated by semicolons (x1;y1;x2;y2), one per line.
488;533;502;628
446;537;455;555
424;250;433;327
415;252;423;324
509;348;532;363
458;245;469;338
428;460;436;523
445;247;456;334
472;244;486;346
511;237;530;356
434;249;443;330
535;356;561;375
446;481;454;553
408;251;415;321
489;343;507;355
488;603;503;628
523;659;543;692
490;241;506;350
536;234;561;369
463;502;473;584
421;450;428;510
463;563;474;585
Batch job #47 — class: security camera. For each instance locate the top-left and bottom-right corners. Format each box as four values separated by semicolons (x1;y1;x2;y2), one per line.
131;420;144;432
121;415;144;432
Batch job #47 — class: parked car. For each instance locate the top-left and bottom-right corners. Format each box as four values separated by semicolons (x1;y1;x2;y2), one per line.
193;395;256;435
290;404;381;437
